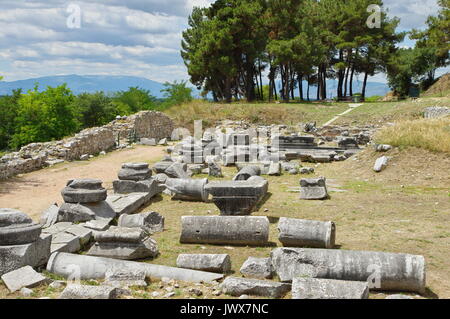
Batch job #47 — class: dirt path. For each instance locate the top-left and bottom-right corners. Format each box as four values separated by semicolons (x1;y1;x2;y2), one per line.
0;145;166;221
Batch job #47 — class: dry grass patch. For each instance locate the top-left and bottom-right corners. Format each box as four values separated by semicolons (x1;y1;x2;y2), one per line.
165;100;348;131
375;117;450;153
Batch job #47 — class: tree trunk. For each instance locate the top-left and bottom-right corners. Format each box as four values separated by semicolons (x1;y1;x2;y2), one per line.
225;77;232;103
361;71;369;99
307;75;310;101
349;65;355;96
343;67;350;97
298;74;303;101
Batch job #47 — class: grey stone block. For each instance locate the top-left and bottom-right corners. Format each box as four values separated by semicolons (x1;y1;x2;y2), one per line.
1;265;49;293
59;284;125;299
176;254;231;273
118;163;152;181
233;165;261;181
165;162;189;179
0;208;42;245
106;192;151;216
292;277;369;299
240;257;273;279
220;277;290;298
118;211;164;234
84;219;111;231
61;179;107;203
270;247;426;293
268;162;281;176
58;201;116;222
104;268;147;288
40;204;59;228
180;216;269;246
164;178;208;202
278;217;336;248
300;177;328;200
0;234;51;276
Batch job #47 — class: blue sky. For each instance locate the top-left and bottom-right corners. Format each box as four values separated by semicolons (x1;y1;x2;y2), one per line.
0;0;447;84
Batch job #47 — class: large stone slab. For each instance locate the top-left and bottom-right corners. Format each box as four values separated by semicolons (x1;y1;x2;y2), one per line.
42;222;92;254
106;192;152;216
0;234;52;276
176;254;231;273
220;277;290;298
292;277;369;299
58;201;116;222
180;216;269;246
1;266;49;293
205;178;268;216
278;218;336;248
113;179;161;196
270;247;426;293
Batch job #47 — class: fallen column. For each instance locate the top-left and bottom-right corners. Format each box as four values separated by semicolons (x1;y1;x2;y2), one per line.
271;247;426;293
278;218;336;248
292;277;369;299
180;216;269;246
163;178;209;202
46;252;224;283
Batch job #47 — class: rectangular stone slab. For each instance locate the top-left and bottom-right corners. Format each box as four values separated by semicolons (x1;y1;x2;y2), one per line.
292;277;369;299
106;193;151;216
220;277;291;298
1;265;49;292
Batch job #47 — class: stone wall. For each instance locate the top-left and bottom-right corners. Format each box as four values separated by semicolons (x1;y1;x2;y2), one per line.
0;111;174;180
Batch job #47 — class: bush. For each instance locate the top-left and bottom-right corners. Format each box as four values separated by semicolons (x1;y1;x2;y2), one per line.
10;85;78;149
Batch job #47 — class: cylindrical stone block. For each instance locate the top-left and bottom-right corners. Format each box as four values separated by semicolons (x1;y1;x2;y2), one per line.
180;216;269;246
292;277;369;299
165;178;208;201
278;218;335;248
271;247;426;293
176;254;231;273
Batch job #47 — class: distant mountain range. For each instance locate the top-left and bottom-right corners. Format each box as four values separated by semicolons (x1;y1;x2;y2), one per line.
0;74;390;98
0;75;167;98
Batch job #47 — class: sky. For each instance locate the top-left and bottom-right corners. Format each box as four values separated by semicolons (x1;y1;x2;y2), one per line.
0;0;447;84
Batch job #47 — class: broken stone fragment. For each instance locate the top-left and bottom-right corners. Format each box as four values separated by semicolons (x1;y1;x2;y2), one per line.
1;265;49;293
118;162;152;181
59;284;127;299
220;277;290;298
233;165;261;181
57;201;116;223
118;211;164;234
373;156;389;172
176;254;231;273
292;277;369;299
240;257;273;279
299;177;328;200
39;204;59;228
104;268;147;288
